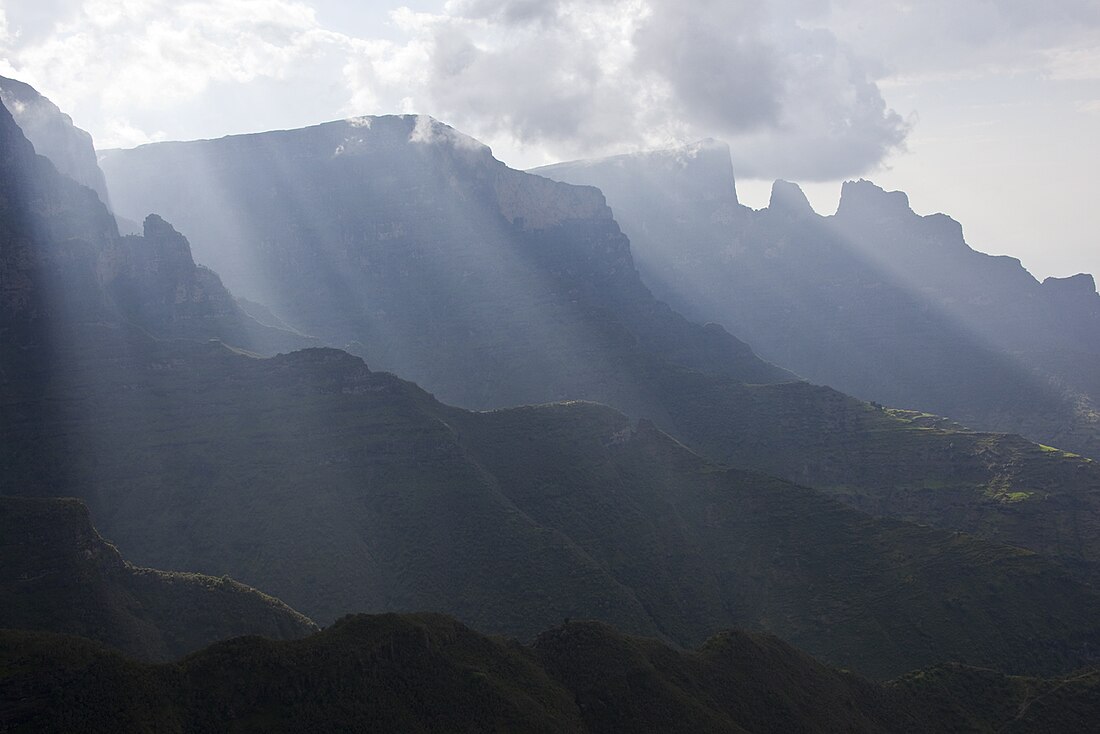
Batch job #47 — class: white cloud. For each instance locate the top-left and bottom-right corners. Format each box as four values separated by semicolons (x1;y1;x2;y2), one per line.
1;0;346;146
4;0;1093;179
336;0;909;179
1078;99;1100;115
1047;45;1100;81
99;117;166;148
817;0;1100;79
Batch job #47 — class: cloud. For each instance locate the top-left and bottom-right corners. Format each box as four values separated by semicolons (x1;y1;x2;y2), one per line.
13;0;1092;179
817;0;1100;78
340;0;909;179
1047;45;1100;81
444;0;572;25
632;1;780;131
1078;99;1100;115
0;0;346;146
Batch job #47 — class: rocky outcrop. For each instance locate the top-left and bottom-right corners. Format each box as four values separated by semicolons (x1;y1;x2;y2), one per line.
768;179;814;218
106;214;313;351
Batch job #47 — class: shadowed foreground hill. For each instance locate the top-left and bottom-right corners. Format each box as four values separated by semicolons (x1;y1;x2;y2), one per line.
7;338;1100;680
3;614;1099;733
0;496;317;661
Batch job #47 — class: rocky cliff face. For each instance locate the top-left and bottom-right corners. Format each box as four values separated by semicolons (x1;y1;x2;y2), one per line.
829;179;1100;356
0;96;310;357
107;214;314;351
0;75;112;207
100;115;789;412
536;144;1100;460
0;93;119;344
0;496;317;661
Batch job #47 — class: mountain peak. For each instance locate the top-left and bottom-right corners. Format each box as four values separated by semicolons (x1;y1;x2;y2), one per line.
139;213;197;267
326;114;492;162
407;114;490;153
142;212;181;237
768;179;815;218
836;179;912;220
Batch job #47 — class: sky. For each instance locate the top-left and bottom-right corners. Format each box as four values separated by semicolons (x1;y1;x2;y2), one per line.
0;0;1097;282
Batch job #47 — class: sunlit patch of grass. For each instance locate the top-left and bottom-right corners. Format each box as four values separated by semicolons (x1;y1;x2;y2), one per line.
1037;444;1083;459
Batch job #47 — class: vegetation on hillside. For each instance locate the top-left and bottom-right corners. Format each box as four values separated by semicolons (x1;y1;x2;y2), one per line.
3;614;1099;733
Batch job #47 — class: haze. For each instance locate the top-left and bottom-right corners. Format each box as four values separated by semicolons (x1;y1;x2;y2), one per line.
0;0;1097;281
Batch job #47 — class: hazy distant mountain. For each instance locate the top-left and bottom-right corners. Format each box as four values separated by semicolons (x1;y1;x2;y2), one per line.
5;613;1099;733
534;144;1100;460
0;496;317;661
99;115;791;415
0;75;112;207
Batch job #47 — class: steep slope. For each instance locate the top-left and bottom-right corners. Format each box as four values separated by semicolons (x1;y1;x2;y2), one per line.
0;496;317;661
3;614;1099;733
0;75;112;207
109;213;316;349
534;146;1100;460
0;96;311;357
651;373;1100;578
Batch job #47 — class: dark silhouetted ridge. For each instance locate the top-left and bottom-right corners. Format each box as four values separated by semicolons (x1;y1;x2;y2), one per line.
0;496;317;661
3;613;1100;733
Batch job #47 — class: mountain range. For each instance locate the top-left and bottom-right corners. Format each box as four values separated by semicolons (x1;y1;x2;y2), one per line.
96;112;1100;586
534;141;1100;462
4;76;1100;730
